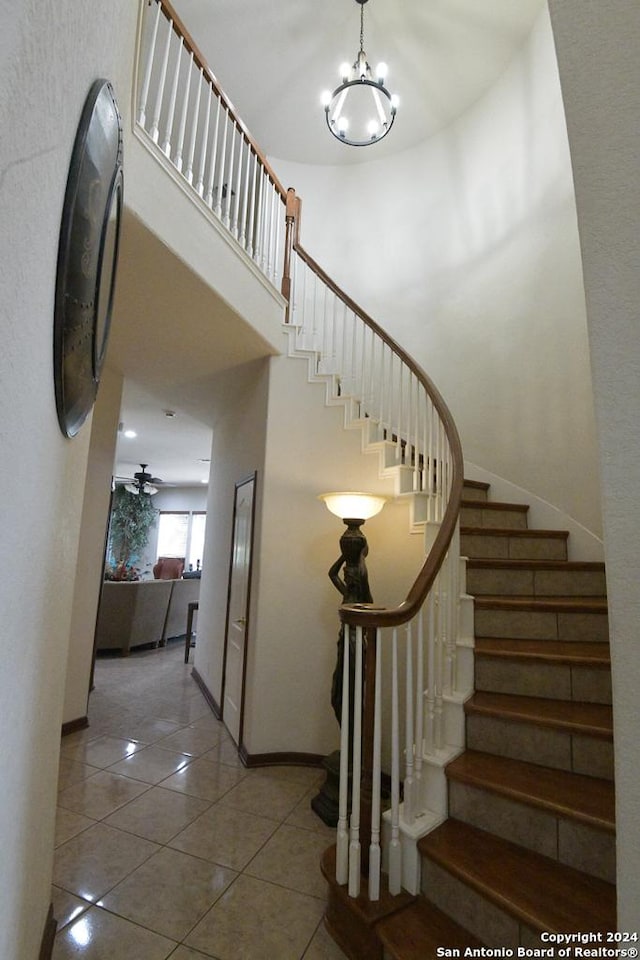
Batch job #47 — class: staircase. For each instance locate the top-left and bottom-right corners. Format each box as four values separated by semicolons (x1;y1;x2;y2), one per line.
377;478;616;958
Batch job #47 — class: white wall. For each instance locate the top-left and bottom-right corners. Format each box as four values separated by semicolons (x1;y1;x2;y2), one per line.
271;6;602;544
547;0;640;928
64;366;123;726
244;351;424;757
0;2;137;957
194;359;271;709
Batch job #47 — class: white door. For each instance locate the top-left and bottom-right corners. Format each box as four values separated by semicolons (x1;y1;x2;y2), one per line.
222;475;255;745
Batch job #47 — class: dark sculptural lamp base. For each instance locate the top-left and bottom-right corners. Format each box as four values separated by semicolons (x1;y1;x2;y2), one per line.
311;750;351;828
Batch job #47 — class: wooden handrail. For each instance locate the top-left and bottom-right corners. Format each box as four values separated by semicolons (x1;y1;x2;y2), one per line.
155;0;289;201
292;240;464;629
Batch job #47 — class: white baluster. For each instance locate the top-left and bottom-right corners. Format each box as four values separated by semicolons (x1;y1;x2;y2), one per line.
388;628;402;895
434;573;444;751
404;622;415;825
204;97;221;208
184;67;202;185
195;89;211;196
223;122;236;228
239;142;251;247
260;172;270;272
415;607;425;801
350;312;357;397
247;159;257;258
425;591;436;753
214;109;228;218
336;624;350;885
161;35;183;157
174;51;193;173
267;187;277;279
413;375;420;492
232;139;244;239
138;0;161;128
368;627;382;901
149;13;172;143
273;193;282;283
397;363;404;461
348;626;363;898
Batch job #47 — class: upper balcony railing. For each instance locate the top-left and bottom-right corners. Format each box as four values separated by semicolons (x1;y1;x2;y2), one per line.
135;0;464;907
136;0;287;287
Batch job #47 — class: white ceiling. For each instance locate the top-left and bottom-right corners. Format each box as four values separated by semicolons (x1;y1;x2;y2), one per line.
172;0;545;166
112;0;545;486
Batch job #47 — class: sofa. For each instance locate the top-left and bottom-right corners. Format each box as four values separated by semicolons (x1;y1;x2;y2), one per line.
159;577;201;646
95;577;200;656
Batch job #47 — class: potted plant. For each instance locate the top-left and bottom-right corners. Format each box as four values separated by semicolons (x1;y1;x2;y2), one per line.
105;486;158;579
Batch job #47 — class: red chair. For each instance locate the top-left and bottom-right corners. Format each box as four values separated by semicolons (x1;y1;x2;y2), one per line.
153;557;185;580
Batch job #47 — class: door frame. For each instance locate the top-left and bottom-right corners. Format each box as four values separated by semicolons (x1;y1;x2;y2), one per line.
220;471;258;748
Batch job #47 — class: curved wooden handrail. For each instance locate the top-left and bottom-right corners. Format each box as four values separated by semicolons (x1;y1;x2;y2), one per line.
156;0;288;201
293;240;464;630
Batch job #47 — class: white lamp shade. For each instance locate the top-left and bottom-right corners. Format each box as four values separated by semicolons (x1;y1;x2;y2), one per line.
319;491;388;521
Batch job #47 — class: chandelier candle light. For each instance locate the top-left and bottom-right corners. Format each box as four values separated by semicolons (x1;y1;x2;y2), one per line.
321;0;399;146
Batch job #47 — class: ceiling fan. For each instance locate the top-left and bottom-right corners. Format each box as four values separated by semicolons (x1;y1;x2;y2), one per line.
114;464;164;496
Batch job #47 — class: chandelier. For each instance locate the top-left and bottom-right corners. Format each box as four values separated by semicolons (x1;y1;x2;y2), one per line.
321;0;398;147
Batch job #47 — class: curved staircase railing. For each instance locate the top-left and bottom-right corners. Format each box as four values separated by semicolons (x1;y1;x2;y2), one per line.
136;0;464;907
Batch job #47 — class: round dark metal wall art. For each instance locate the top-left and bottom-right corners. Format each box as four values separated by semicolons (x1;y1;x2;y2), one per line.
53;78;124;438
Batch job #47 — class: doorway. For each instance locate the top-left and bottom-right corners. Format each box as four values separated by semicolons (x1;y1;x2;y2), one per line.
221;473;257;746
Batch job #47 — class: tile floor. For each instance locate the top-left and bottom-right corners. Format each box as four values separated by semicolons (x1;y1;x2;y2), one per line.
53;641;348;960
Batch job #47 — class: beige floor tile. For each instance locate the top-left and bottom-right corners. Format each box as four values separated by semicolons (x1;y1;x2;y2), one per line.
101;846;236;941
60;735;145;768
245;824;329;899
219;771;310;821
104;786;211;844
55;807;96;848
185;875;325;960
156;725;225;757
57;758;101;792
107;744;193;784
302;921;349;959
201;739;244;768
167;947;216;960
51;886;90;931
52;906;176;959
246;765;324;787
105;717;184;743
286;788;336;838
161;756;245;802
53;823;159;902
57;770;151;820
170;803;278;870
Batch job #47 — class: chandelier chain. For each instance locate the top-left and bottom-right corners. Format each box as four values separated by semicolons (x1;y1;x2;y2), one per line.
360;3;365;54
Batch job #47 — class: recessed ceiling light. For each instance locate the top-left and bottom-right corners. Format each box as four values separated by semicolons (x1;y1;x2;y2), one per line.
163;409;176;418
200;479;208;484
123;429;137;439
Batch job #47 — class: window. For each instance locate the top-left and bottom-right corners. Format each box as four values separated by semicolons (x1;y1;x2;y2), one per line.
157;511;207;571
188;512;206;570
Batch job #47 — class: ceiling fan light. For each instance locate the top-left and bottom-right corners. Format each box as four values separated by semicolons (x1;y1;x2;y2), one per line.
124;483;139;495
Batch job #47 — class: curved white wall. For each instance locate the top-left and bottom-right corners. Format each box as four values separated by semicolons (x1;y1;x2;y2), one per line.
548;0;640;928
0;3;137;957
272;6;602;543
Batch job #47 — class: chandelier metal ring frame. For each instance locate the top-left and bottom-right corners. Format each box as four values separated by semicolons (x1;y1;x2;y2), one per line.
321;0;399;147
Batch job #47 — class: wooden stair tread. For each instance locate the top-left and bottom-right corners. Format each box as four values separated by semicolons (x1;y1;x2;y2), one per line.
418;819;616;933
467;558;606;571
446;750;615;830
461;526;569;539
462;499;529;512
463;479;490;492
474;595;608;613
465;691;613;738
475;637;610;665
378;896;484;957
